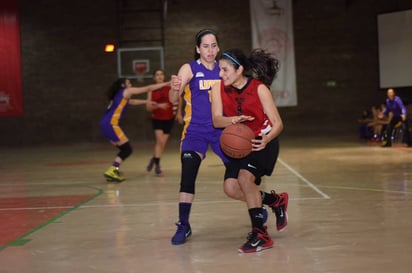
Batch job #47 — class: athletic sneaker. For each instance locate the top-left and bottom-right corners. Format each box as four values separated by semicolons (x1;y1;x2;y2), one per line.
171;222;192;245
146;157;155;172
238;227;273;253
269;191;289;232
155;165;164;177
381;139;392;147
104;166;125;182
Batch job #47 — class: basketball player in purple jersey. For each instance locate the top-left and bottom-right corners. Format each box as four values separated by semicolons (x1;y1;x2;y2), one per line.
100;78;170;182
168;29;227;245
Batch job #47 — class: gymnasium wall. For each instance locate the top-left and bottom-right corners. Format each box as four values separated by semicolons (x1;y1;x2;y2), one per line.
1;0;412;146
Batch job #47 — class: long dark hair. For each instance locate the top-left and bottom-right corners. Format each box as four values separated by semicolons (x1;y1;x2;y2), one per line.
221;48;279;86
106;78;127;101
194;29;219;60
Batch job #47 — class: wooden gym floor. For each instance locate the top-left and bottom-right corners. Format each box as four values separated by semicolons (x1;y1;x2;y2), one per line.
0;137;411;273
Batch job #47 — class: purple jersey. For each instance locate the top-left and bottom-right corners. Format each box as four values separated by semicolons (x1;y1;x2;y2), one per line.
382;96;407;117
99;88;129;142
180;60;227;162
182;59;220;128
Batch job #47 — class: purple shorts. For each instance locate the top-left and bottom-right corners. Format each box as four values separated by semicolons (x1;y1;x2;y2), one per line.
100;123;127;143
181;125;228;163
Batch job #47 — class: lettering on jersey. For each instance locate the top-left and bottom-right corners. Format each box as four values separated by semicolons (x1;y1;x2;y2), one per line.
199;80;219;91
235;97;245;115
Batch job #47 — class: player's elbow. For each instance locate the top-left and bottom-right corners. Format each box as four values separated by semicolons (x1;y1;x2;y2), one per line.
212;115;220;128
212;116;218;128
278;121;284;133
212;115;225;128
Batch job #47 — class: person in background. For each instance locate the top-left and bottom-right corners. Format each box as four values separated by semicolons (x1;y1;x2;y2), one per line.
357;104;389;142
145;68;175;177
379;88;412;147
369;104;390;142
358;107;374;141
100;78;170;182
211;48;288;253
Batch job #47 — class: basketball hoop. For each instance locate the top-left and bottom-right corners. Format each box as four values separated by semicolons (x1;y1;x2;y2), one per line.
135;62;147;83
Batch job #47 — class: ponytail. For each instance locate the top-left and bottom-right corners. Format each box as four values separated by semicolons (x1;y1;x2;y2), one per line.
221;48;279;86
106;78;127;101
248;49;279;86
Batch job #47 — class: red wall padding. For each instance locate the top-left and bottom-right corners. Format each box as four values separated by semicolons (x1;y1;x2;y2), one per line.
0;0;23;116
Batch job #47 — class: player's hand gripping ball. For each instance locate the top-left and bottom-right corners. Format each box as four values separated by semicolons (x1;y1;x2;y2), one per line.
220;123;254;159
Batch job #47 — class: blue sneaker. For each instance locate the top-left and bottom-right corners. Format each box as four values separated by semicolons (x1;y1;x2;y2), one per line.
262;206;268;225
171;222;192;245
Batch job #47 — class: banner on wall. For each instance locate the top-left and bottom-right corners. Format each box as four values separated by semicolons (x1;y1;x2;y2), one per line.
0;0;23;116
250;0;297;107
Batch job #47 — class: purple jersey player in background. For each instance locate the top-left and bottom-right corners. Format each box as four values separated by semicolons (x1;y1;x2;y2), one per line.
100;78;170;182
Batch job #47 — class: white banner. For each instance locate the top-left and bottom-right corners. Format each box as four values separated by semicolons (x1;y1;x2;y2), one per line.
250;0;297;106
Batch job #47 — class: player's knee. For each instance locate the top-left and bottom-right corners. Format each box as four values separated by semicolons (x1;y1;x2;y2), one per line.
179;151;202;194
117;142;133;160
224;178;243;200
181;151;202;164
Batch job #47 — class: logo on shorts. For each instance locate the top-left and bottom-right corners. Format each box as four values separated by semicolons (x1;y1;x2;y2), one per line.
247;163;257;169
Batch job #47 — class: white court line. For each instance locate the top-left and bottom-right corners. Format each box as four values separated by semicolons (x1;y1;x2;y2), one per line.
0;197;327;211
278;158;331;199
0;159;330;211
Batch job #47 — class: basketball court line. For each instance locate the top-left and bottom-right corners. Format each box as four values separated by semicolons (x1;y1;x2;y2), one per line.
0;188;103;250
0;197;324;211
0;158;355;216
278;158;331;199
2;182;408;212
319;185;411;195
209;157;330;199
0;158;331;214
76;197;325;208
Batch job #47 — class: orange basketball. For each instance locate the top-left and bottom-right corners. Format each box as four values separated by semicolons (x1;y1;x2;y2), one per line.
220;123;255;159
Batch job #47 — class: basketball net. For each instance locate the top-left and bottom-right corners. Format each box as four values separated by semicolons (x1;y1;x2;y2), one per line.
135;63;147;83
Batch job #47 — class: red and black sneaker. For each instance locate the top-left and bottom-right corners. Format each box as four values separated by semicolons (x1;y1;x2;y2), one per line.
238;227;274;253
270;191;289;232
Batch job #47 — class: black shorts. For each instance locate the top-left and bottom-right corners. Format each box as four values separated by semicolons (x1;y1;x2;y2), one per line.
152;119;175;134
224;137;279;185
